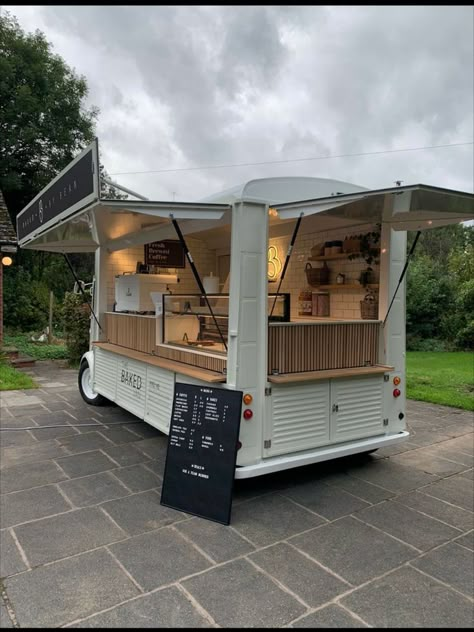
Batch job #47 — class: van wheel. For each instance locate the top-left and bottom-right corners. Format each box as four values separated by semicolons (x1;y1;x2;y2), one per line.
78;361;108;406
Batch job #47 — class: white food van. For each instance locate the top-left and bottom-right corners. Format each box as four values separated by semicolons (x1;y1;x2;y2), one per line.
17;139;474;478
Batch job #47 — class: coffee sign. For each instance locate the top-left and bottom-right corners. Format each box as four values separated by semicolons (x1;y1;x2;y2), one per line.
144;240;186;268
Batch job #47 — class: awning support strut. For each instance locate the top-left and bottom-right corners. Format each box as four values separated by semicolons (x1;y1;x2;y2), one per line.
171;217;228;352
383;230;421;326
63;253;103;332
269;212;303;318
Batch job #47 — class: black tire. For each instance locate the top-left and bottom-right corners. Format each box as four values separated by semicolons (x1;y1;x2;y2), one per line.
78;360;109;406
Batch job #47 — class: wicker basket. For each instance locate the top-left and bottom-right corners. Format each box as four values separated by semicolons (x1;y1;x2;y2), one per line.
360;300;379;320
305;262;329;287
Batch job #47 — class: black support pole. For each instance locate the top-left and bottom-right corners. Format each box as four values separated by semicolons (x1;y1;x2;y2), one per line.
63;253;103;332
269;212;303;318
383;230;421;326
171;217;227;351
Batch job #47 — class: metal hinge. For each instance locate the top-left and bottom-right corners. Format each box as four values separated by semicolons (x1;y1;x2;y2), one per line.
265;387;272;396
332;403;339;413
264;439;271;449
384;375;390;382
383;418;389;426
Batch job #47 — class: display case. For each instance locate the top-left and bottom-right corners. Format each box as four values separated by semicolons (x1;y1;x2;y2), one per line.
161;293;290;354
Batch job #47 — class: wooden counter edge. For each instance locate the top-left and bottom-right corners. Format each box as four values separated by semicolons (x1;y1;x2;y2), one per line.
92;342;226;383
268;365;395;383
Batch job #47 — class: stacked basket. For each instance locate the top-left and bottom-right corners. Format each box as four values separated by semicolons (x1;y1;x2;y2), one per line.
360;289;378;320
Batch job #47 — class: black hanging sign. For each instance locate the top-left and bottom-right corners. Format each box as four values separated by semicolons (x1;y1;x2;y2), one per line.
17;140;99;244
144;240;186;268
160;383;243;525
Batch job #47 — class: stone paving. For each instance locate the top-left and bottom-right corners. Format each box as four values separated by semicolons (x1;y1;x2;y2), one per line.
0;361;472;628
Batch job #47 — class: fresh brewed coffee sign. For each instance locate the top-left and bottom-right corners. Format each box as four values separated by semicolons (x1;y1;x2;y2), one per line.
161;383;243;525
17;140;99;243
144;240;185;268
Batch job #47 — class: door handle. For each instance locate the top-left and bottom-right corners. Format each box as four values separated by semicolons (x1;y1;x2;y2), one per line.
332;403;339;413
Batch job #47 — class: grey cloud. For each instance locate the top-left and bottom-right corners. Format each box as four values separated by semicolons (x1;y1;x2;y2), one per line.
9;5;473;198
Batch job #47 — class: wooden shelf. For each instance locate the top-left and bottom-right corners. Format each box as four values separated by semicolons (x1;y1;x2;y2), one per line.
308;249;380;262
309;284;379;290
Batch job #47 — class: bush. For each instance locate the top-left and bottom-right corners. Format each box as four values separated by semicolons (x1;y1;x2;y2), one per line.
3;266;50;331
62;292;90;364
406;335;453;352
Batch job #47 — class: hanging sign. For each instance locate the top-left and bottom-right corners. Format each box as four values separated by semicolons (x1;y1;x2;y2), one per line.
144;240;186;268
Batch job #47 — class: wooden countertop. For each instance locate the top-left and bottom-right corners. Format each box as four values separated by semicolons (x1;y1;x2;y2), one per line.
268;365;394;383
93;342;226;383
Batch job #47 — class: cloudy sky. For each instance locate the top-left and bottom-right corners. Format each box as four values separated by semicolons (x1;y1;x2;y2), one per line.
5;5;474;200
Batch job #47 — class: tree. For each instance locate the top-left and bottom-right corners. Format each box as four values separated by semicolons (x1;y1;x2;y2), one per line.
0;11;98;221
0;11;101;334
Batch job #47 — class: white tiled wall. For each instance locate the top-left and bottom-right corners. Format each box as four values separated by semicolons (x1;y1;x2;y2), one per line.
269;223;380;320
105;237;218;310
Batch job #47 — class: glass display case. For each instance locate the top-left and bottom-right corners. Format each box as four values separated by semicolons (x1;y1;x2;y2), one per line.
161;293;290;354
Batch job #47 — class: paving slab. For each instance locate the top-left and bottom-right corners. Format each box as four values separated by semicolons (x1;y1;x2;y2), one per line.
356;499;461;551
58;472;130;507
0;529;28;577
0;604;14;628
0;429;38;449
110;463;162;492
109;526;212;591
96;426;142;445
183;557;305;628
57;431;115;454
411;541;474;597
54;450;118;477
454;530;473;551
13;506;126;566
0;485;71;528
340;566;474;628
249;542;349;608
101;443;148;467
282;479;370;520
390;448;469;477
100;490;184;536
4;549;139;628
346;458;439;493
290;516;416;585
0;441;69;470
396;490;474;531
231;494;325;547
175;516;256;563
422;475;474;512
0;459;68;494
121;422;163;439
133;436;169;460
322;471;396;504
291;604;368;628
72;585;210;628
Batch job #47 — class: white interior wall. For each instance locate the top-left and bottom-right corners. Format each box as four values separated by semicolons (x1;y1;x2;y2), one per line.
105;236;218;310
268;221;380;320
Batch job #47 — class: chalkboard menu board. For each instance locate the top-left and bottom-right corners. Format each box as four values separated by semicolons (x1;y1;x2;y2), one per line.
160;383;243;525
144;240;186;268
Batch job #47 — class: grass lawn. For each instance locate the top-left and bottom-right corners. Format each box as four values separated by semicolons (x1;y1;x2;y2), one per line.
3;333;68;361
0;363;37;391
406;351;474;411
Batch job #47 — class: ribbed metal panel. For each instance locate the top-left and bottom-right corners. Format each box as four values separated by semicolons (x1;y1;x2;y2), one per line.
268;322;380;374
331;376;383;441
155;345;227;374
93;348;118;401
269;382;330;456
145;365;175;432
